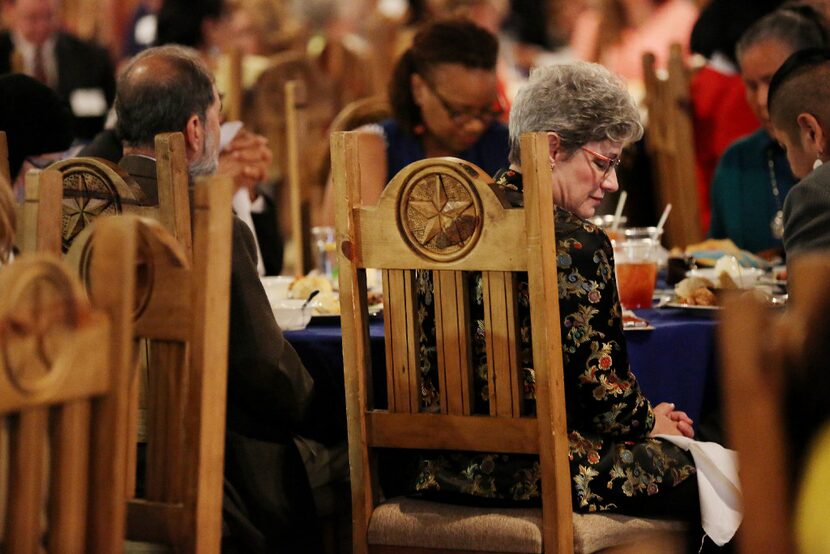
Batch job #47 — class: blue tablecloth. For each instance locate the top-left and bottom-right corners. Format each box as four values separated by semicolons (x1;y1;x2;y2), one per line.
285;307;719;440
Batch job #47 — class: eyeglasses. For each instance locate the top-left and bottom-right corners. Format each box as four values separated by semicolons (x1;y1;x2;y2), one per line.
581;145;621;182
423;78;504;126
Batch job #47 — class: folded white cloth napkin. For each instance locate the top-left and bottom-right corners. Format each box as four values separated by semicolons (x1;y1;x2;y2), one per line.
232;188;266;276
656;435;742;546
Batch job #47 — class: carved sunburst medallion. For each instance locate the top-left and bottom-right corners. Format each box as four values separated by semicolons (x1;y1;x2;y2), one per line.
62;170;122;252
0;264;80;394
399;166;482;261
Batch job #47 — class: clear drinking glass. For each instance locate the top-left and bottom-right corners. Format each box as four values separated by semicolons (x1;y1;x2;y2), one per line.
613;227;662;309
311;226;337;280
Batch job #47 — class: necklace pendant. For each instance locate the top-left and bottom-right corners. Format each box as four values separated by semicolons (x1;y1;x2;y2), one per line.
771;210;785;240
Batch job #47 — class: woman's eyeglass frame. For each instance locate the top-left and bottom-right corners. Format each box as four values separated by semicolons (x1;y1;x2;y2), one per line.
580;145;621;183
422;77;504;126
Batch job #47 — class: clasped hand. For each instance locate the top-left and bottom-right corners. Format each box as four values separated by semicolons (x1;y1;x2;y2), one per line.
649;402;694;438
217;128;272;197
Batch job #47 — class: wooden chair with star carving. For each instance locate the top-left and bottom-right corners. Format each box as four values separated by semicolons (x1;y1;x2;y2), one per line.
0;218;136;552
332;130;687;554
17;132;234;553
20;132;192;258
62;170;233;553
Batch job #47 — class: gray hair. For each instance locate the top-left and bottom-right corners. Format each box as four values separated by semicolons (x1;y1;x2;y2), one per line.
508;62;643;165
116;45;216;149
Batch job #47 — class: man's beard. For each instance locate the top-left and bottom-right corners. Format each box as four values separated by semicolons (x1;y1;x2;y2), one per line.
189;126;219;177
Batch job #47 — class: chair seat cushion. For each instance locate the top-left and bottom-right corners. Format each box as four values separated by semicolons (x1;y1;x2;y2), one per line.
368;497;687;553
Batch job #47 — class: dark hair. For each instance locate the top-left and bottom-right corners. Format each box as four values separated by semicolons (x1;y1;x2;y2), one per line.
115;45;216;148
690;0;783;66
736;3;829;63
389;18;498;134
155;0;226;49
0;73;73;177
767;47;830;138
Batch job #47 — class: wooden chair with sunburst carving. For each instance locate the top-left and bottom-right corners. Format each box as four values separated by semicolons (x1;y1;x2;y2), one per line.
18;134;234;553
332;130;688;554
0;218;135;552
62;173;233;554
46;132;191;257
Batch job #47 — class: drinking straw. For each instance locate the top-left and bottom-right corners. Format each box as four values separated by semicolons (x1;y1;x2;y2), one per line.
656;203;672;233
611;190;627;232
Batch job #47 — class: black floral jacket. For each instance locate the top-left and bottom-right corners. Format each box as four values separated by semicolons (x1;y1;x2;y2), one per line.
404;169;696;514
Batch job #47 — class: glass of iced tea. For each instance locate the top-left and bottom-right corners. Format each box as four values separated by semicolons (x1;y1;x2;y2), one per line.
613;227;662;309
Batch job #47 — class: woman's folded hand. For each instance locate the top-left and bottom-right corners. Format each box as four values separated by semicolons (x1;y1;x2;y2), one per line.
649;402;695;438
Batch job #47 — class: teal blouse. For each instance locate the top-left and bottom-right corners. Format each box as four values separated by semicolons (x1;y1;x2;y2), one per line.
708;129;796;253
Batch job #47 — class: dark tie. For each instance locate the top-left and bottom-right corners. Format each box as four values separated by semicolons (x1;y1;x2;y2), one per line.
33;45;47;85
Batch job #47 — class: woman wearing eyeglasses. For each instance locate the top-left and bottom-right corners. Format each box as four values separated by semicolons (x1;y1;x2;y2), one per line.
381;17;509;183
388;63;709;533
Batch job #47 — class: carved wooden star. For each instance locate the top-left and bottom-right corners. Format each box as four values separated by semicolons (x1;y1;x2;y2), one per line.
63;196;112;243
409;176;472;245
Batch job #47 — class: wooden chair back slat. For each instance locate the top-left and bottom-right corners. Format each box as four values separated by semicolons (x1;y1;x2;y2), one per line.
522;133;575;553
145;341;188;502
48;401;92;552
334;131;378;540
7;409;48;553
226;47;243;122
155;133;192;259
382;269;419;413
286;79;309;275
185;175;234;552
333;130;573;553
367;412;538;452
482;271;522;417
642;45;702;248
433;270;473;415
19;168;62;255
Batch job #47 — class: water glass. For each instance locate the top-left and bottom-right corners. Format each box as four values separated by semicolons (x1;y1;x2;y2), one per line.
311;226;337;280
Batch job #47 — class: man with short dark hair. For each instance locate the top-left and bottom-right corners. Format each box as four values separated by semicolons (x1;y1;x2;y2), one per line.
115;44;321;553
767;47;830;259
0;0;115;140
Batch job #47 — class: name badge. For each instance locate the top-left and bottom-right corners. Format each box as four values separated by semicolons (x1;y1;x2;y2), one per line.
69;88;108;117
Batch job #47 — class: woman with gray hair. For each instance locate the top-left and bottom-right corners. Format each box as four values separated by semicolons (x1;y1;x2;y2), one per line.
390;62;702;523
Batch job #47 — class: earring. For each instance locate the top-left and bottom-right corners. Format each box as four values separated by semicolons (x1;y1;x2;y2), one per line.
814;156;824;170
548;155;556;168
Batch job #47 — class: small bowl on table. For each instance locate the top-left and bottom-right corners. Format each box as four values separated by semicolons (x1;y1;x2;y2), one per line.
272;298;315;331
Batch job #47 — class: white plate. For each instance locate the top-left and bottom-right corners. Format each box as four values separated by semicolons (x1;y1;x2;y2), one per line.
686;267;764;288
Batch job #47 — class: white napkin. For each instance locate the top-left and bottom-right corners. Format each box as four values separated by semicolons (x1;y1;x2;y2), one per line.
655;435;742;546
232;188;266;276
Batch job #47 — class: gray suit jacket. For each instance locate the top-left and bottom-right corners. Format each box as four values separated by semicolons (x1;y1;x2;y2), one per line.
783;162;830;259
